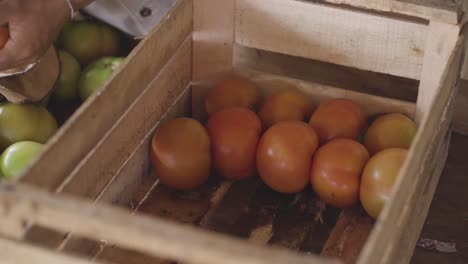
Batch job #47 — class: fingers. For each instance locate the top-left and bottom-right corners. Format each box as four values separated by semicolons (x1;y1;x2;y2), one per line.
0;21;40;72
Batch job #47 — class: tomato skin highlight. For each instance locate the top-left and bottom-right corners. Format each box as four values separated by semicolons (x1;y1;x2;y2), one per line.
309;98;366;143
206;107;262;180
360;148;407;219
150;118;211;190
257;121;318;193
310;139;370;208
0;26;9;49
205;76;261;116
258;90;313;129
364;113;417;155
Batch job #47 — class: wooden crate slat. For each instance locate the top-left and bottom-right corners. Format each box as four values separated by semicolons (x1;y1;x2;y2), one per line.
0;238;109;264
235;0;427;80
0;183;342;264
321;0;462;23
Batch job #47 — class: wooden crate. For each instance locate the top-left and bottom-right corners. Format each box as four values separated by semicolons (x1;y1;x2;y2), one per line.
0;0;466;263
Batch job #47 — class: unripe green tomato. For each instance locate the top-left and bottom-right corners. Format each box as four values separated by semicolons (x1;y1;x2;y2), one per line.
0;141;43;180
52;50;82;102
0;102;58;149
59;21;121;65
78;57;125;101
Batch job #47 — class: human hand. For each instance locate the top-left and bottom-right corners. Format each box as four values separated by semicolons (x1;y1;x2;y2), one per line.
0;0;72;72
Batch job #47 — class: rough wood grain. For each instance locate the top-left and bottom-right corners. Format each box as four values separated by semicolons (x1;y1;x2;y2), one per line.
235;0;427;80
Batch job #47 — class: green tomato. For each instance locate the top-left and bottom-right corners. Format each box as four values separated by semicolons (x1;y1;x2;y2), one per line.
0;102;58;149
0;141;43;180
52;50;82;102
78;57;125;101
59;21;121;65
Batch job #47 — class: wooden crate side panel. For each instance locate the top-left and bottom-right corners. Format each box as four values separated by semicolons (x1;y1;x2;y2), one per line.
17;0;193;191
358;34;464;264
0;184;342;264
235;0;428;80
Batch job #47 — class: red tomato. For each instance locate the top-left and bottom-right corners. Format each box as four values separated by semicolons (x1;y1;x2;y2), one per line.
310;139;370;208
360;148;407;219
258;90;313;128
257;121;318;193
364;113;417;155
205;76;261;116
0;26;9;49
206;107;262;180
150;118;211;190
309;98;366;143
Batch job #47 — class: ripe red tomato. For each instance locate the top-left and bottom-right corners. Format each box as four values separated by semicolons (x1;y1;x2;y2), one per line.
364;113;417;155
0;26;9;49
150;118;211;190
206;107;262;180
360;148;407;219
258;90;313;128
309;98;366;143
205;76;261;116
257;121;318;193
310;139;370;208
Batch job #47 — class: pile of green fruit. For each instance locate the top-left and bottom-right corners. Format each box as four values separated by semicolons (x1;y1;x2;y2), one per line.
53;20;126;102
0;20;128;180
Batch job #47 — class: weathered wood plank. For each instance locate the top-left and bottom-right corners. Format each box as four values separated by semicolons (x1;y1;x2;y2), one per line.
235;0;427;80
0;238;108;264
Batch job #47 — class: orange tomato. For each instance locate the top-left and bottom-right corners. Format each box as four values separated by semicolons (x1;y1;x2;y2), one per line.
257;121;318;193
150;118;211;190
360;148;407;219
364;113;417;155
206;107;262;180
309;98;366;144
205;76;261;116
258;90;313;128
0;26;9;49
310;139;370;208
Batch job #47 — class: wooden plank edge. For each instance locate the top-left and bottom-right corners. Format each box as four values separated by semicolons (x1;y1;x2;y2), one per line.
0;183;342;264
0;238;109;264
